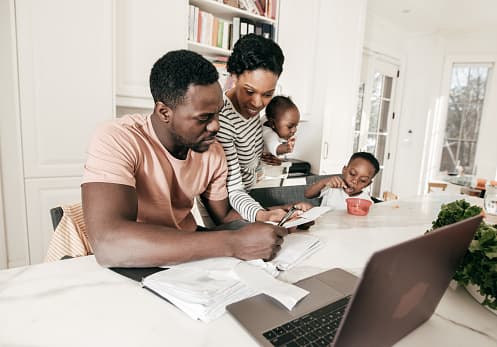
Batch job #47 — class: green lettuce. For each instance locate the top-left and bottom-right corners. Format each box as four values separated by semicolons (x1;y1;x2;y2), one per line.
429;199;497;310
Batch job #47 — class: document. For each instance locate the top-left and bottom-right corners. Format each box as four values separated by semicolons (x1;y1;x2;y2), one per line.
281;206;332;228
141;233;323;322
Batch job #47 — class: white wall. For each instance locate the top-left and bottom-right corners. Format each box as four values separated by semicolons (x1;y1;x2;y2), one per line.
393;34;445;197
363;13;406;60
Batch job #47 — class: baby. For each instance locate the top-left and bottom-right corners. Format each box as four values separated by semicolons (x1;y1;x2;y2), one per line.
304;152;380;210
262;96;300;157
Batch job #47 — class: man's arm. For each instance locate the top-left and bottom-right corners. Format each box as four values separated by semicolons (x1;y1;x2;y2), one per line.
82;182;287;267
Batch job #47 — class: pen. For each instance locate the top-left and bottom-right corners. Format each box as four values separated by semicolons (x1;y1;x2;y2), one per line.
278;206;299;227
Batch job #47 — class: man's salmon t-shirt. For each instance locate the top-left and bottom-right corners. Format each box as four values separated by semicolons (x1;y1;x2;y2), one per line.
82;114;228;231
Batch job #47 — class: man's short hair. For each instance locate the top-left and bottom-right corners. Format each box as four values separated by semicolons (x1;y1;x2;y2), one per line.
350;152;380;176
227;34;284;77
149;50;219;109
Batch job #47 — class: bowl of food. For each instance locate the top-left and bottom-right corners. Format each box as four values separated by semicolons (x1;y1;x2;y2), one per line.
346;198;372;216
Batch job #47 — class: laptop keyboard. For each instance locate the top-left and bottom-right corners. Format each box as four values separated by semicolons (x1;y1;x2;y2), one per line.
262;295;351;347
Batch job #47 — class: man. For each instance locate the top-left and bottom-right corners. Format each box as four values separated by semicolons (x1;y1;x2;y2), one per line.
82;50;286;267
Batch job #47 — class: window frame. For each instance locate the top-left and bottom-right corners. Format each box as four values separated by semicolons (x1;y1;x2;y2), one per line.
428;55;496;182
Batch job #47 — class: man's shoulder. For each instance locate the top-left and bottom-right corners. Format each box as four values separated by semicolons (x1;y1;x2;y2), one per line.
95;114;147;132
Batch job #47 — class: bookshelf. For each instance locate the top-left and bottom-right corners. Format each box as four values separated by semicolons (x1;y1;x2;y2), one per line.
188;0;279;57
115;0;279;109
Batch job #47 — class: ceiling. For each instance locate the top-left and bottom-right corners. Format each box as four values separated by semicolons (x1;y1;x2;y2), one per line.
367;0;497;35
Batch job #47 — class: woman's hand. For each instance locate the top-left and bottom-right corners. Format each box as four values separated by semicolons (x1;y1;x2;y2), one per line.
286;201;313;212
256;208;288;223
261;152;282;166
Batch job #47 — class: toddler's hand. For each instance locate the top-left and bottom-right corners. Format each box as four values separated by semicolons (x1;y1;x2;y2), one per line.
325;176;347;189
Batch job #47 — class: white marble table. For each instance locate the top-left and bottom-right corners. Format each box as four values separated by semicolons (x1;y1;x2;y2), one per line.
1;194;497;346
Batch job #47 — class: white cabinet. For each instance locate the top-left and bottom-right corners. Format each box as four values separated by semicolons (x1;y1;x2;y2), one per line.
116;0;189;108
0;0;114;267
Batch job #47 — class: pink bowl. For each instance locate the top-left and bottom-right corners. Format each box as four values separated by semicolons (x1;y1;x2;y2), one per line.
346;198;372;216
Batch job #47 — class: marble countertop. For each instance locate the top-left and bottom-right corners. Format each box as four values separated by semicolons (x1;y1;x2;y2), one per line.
1;193;497;346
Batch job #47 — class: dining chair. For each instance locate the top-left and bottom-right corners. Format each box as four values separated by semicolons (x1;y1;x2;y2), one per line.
45;203;92;262
382;191;399;201
428;182;448;193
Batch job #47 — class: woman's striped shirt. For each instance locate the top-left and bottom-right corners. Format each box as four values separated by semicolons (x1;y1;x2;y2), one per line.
216;96;264;222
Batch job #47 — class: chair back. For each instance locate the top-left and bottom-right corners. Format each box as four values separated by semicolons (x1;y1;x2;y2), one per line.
428;182;447;193
249;174;334;208
50;206;64;230
382;191;399;201
45;203;92;262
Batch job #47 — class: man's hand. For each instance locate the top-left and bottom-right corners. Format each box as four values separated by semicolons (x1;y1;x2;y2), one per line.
229;222;288;260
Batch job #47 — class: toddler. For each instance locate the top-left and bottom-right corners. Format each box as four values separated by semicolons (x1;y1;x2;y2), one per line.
262;96;300;157
304;152;380;210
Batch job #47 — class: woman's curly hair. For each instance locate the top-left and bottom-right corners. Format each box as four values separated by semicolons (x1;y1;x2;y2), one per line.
227;34;284;77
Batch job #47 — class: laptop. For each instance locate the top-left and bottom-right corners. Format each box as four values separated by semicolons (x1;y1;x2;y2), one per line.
227;215;482;347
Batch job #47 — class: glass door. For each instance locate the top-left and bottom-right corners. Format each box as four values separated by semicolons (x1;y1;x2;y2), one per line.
354;52;400;198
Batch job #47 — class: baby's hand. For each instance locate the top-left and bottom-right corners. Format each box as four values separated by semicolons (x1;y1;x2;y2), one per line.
286;137;296;152
325;176;347;189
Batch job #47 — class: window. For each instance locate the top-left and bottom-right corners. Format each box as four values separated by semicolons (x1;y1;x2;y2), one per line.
440;63;492;174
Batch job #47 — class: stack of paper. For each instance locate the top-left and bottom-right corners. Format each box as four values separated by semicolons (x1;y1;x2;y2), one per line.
143;257;255;322
142;233;323;322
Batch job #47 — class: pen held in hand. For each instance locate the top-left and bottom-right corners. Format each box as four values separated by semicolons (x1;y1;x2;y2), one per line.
278;206;299;227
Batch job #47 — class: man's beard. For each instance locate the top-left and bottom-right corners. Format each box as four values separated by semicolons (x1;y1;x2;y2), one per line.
171;132;210;153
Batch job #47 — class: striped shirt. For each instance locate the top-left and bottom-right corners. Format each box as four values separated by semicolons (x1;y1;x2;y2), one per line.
216;95;264;221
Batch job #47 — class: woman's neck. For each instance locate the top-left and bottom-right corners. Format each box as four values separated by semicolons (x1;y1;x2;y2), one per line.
226;89;246;119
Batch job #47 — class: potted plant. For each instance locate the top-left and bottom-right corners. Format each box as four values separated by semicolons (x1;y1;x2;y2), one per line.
429;200;497;313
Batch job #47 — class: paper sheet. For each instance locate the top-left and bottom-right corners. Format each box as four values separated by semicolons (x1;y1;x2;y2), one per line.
282;206;332;228
234;262;309;310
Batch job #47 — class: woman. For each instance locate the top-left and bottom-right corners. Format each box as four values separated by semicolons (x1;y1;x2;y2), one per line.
216;34;310;222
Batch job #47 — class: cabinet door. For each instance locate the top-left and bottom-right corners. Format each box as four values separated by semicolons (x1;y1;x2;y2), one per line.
116;0;188;107
15;0;115;178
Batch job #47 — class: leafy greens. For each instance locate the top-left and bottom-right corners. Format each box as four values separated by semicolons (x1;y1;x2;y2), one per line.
429;199;497;309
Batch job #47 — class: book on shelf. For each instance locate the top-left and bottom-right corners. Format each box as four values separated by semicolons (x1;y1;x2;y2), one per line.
238;0;260;16
267;0;277;19
222;21;231;49
223;0;239;8
240;17;249;38
261;22;274;39
188;2;276;53
231;16;240;49
189;6;233;50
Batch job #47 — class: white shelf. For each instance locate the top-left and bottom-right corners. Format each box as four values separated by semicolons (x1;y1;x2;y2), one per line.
190;0;276;24
188;41;231;57
116;95;154;109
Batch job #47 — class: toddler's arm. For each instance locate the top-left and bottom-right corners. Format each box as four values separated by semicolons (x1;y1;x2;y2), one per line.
304;176;346;198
